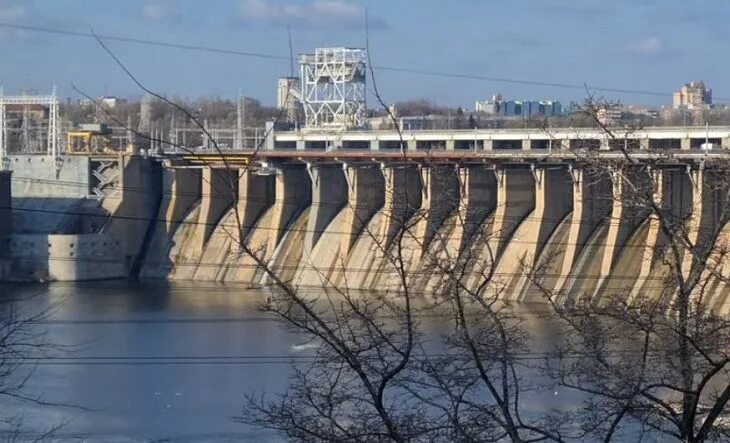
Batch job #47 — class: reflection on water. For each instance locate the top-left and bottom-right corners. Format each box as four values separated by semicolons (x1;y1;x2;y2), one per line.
0;281;568;442
0;281;296;442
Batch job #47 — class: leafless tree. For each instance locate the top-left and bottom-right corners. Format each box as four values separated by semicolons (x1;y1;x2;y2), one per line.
0;292;76;441
523;94;730;442
85;18;730;442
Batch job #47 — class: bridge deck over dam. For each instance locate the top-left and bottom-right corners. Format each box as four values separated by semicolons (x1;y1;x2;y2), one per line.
163;125;730;166
268;126;730;151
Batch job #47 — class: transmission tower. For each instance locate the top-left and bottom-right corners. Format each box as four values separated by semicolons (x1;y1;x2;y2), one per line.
0;87;59;170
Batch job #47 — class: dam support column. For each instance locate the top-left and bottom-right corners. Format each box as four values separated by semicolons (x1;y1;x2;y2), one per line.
379;165;422;248
101;155;161;274
595;166;650;298
215;167;276;283
425;165;497;293
631;168;693;298
415;165;459;256
341;164;385;254
162;168;201;238
455;166;497;250
683;168;730;311
191;167;238;254
489;166;536;260
630;168;667;299
237;169;275;241
554;167;611;293
304;164;348;252
506;166;573;300
139;166;201;278
683;167;706;282
266;165;311;254
0;170;10;240
0;170;10;275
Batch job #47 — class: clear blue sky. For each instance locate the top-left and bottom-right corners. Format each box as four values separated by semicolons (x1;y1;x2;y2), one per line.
0;0;727;108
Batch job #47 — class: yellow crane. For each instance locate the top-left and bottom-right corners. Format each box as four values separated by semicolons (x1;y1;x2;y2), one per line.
67;123;113;154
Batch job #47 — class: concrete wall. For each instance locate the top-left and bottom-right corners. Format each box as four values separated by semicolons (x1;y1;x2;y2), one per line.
555;169;612;293
10;155;104;236
10;155;90;198
490;167;536;259
140;167;201;278
268;165;311;251
0;171;10;272
496;166;572;299
0;155;160;281
458;166;497;247
7;233;124;281
600;167;650;280
341;166;385;252
238;170;274;241
0;172;10;241
190;167;237;253
101;155;161;274
415;166;459;255
162;168;202;238
380;166;421;248
305;165;347;252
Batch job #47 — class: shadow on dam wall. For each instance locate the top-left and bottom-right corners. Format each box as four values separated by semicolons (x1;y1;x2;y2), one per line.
133;162;730;315
3;156;730;314
0;154;160;282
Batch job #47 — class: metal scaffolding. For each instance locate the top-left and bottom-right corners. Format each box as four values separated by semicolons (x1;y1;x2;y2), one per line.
299;47;367;131
0;88;60;169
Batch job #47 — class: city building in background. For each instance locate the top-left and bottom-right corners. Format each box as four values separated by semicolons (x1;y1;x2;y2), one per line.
475;93;562;117
77;96;127;109
673;81;712;110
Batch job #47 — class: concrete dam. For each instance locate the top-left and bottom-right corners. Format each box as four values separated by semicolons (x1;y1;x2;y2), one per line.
135;158;730;313
2;126;730;314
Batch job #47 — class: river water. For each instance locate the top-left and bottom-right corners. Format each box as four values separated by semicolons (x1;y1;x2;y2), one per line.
0;281;578;442
1;281;300;442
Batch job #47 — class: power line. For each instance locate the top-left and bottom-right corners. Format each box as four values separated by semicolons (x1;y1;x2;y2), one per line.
0;22;289;61
0;21;727;101
8;349;669;366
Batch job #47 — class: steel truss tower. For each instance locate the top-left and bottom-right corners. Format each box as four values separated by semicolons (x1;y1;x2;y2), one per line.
0;88;59;170
299;47;367;131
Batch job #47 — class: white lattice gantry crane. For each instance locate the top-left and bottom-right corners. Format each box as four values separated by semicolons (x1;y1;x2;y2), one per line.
299;47;367;131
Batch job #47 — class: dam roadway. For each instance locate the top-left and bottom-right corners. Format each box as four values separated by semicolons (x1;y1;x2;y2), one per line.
2;125;730;313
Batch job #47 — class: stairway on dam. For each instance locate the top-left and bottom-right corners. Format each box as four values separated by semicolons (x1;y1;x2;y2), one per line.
137;160;730;314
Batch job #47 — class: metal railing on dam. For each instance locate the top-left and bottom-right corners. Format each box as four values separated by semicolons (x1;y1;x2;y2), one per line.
268;125;730;151
154;125;730;162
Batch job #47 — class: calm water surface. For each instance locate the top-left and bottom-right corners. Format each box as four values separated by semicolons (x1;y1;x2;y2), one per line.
2;281;301;442
0;281;569;442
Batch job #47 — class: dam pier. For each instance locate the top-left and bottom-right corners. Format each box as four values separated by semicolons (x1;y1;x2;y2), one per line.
1;125;730;313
